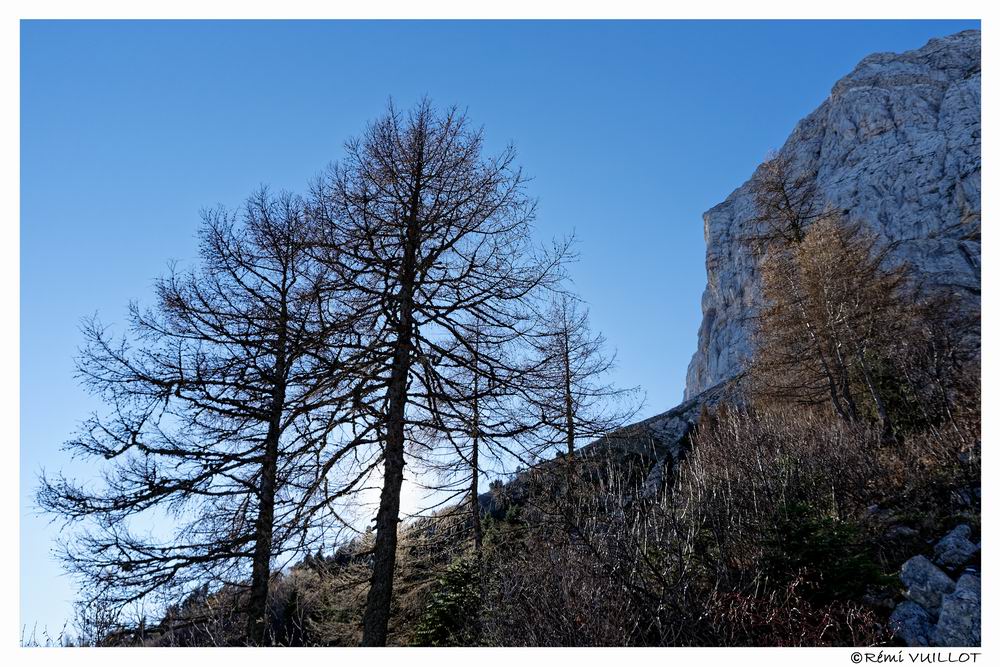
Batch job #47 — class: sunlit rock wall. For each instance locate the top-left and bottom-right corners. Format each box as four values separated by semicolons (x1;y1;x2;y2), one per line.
685;30;981;398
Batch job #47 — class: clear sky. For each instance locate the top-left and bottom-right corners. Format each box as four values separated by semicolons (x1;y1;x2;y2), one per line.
20;19;979;637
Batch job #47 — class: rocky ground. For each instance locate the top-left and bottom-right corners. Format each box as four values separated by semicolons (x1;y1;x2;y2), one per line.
890;524;981;646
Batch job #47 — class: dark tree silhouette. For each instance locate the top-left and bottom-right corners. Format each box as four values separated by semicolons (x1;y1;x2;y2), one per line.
520;295;643;510
38;190;366;644
308;99;567;645
746;153;823;249
410;319;538;551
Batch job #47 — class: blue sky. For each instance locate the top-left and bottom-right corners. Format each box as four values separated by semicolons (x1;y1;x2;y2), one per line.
20;19;979;636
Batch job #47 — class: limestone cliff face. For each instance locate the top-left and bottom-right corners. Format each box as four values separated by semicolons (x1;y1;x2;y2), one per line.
684;30;981;399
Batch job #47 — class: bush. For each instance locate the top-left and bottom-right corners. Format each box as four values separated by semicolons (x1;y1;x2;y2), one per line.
702;577;891;646
414;558;481;646
763;502;892;604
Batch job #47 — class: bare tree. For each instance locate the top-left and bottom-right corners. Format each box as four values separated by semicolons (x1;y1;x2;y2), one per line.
520;295;643;511
38;190;365;644
746;153;823;249
410;320;534;552
308;99;567;645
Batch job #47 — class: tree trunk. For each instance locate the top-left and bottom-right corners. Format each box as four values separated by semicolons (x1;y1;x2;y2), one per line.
469;338;485;640
470;399;482;554
856;349;896;443
247;391;284;645
470;334;483;554
361;153;423;647
360;371;408;646
470;400;484;637
360;270;416;646
247;310;288;645
561;329;576;527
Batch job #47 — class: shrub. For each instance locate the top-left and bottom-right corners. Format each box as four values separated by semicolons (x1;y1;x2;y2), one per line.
762;502;892;604
414;558;481;646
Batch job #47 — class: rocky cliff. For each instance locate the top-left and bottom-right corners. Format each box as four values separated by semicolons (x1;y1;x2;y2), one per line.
685;29;981;398
475;34;982;640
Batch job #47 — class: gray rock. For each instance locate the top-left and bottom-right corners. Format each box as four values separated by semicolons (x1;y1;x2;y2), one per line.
889;600;933;646
571;380;734;500
901;555;955;614
934;524;979;568
932;573;981;646
685;30;980;397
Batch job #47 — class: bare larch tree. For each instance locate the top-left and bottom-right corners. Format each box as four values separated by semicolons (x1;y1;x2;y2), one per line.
520;295;643;512
38;190;365;644
411;318;539;552
746;153;823;249
308;99;567;646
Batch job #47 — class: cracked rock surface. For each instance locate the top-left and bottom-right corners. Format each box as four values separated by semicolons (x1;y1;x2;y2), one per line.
890;526;981;646
685;29;980;398
932;573;981;647
934;524;980;569
901;555;955;615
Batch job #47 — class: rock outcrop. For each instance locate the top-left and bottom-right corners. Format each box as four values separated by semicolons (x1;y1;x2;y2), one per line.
478;379;737;515
580;379;736;498
582;378;734;462
934;524;980;569
890;525;981;647
933;573;981;646
685;29;981;398
899;555;956;614
890;601;934;647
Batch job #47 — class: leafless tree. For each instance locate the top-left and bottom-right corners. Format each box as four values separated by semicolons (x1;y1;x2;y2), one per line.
519;295;643;511
746;153;823;249
307;99;568;645
410;320;536;552
38;190;366;644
